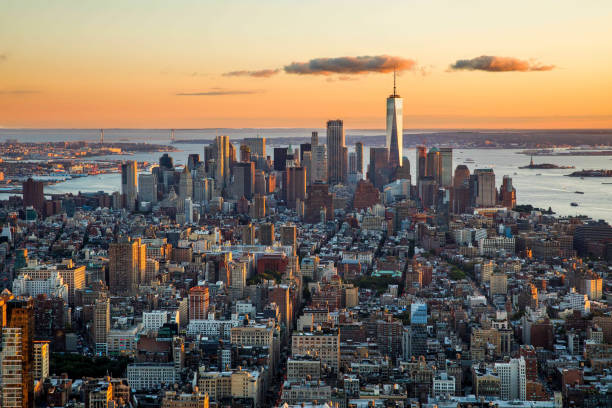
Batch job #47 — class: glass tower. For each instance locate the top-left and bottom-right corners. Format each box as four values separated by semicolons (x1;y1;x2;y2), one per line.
386;71;403;168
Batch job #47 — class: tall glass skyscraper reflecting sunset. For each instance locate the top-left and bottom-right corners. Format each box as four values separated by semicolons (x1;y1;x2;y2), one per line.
386;73;403;168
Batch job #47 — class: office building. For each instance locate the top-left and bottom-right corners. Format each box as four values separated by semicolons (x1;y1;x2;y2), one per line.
355;141;364;175
326;120;347;184
474;168;496;207
22;178;44;212
214;135;231;190
33;340;49;382
500;175;517;209
283;166;306;209
259;223;275;246
495;357;527;401
311;145;328;183
189;286;210;321
93;296;110;355
243;137;266;158
274;147;288;171
305;183;334;223
233;161;255;199
292;329;340;373
386;74;403;167
416;145;427;180
121;161;138;211
440;147;453;187
138;173;158;204
0;294;34;408
311;131;319;147
368;147;389;189
108;237;146;296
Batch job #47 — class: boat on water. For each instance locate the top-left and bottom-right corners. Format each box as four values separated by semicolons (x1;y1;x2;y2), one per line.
575;191;584;194
571;202;579;207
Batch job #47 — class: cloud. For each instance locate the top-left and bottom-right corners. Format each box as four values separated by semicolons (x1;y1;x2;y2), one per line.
223;69;280;78
0;54;6;63
0;89;40;95
449;55;555;72
176;89;263;96
284;55;416;75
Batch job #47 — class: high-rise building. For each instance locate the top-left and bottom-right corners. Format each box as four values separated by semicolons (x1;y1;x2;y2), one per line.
300;143;312;163
1;294;34;408
240;223;256;245
93;296;110;356
280;225;297;254
121;161;138;211
453;165;471;214
386;73;403;168
239;144;251;162
184;198;194;224
311;131;319;147
243;137;266;158
305;183;334;223
495;357;527;401
348;152;357;174
439;148;453;187
301;151;312;186
138;173;158;204
283;166;307;209
368;147;389;189
355;142;364;175
108;237;146;296
326;120;347;184
416;145;427;181
189;286;209;321
159;153;174;170
274;147;288;171
500;175;516;209
214;135;230;190
427;148;441;185
311;145;328;183
187;154;201;172
232;161;255;199
22;178;44;212
253;194;266;219
259;223;275;246
474;168;496;207
178;166;193;200
33;340;49;383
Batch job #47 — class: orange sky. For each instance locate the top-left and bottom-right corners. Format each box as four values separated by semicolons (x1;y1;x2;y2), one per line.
1;1;611;129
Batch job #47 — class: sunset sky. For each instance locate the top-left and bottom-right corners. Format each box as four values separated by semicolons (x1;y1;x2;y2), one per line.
1;0;612;129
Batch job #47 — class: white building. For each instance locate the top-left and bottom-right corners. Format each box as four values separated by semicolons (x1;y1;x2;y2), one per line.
143;310;168;331
12;272;68;302
127;363;177;390
187;316;242;339
433;372;456;397
495;357;526;401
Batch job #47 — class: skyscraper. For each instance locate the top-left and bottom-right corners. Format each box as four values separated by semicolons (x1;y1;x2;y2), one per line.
386;72;403;168
93;295;110;356
355;142;364;175
311;145;328;183
108;237;146;296
416;145;427;181
439;147;453;187
214;135;230;190
189;286;209;321
22;178;44;212
273;147;288;171
178;166;193;200
121;161;138;211
243;137;266;158
500;175;517;209
283;166;307;209
138;173;158;204
311;131;319;147
474;168;496;207
1;294;34;408
368;147;389;189
327;120;346;184
427;147;442;185
232;161;255;199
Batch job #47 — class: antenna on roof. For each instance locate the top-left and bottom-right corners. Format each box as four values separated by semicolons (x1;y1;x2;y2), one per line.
100;129;104;144
393;66;397;96
170;129;175;143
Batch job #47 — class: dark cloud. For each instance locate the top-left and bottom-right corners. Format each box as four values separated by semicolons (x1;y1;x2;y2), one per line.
449;55;555;72
223;69;280;78
0;89;40;95
176;89;263;96
0;54;6;63
284;55;416;75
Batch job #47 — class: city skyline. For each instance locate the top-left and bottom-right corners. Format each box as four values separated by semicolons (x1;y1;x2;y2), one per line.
1;1;612;129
